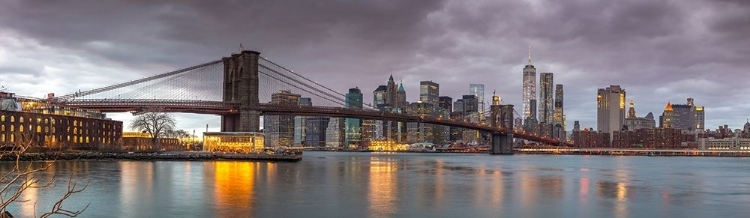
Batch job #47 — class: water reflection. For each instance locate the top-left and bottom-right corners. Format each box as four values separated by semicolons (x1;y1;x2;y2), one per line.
120;161;153;215
368;157;398;218
212;161;256;217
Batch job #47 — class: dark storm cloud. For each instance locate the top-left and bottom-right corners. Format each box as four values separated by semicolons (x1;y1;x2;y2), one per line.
0;0;749;130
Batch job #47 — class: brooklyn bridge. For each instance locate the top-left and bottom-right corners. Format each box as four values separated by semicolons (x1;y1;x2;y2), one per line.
45;50;573;154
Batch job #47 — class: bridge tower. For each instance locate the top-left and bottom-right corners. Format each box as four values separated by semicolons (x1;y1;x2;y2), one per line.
221;51;261;132
490;98;514;155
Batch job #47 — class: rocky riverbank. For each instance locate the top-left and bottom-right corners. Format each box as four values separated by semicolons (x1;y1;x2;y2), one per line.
0;151;303;162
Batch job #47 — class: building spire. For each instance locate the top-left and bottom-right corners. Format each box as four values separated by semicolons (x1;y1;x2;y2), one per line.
528;43;533;65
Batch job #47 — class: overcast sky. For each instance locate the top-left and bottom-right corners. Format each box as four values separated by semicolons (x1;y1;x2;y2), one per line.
1;0;749;133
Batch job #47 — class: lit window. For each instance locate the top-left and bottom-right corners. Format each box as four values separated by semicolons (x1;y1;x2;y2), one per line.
45;119;49;124
0;115;4;122
0;134;4;142
10;116;14;123
0;125;3;131
10;134;14;142
19;117;23;123
37;125;41;133
19;125;23;132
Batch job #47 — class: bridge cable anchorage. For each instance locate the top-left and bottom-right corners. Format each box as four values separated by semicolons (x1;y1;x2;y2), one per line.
57;60;223;101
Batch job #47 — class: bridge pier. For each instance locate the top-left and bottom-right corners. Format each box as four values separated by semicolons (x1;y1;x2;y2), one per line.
221;50;261;132
490;104;514;155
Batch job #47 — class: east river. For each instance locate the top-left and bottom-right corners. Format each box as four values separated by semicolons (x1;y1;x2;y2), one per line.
5;152;750;217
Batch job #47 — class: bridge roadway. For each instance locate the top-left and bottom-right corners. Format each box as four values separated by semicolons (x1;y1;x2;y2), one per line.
61;99;571;146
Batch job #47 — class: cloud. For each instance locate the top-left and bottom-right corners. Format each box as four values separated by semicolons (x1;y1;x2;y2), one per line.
0;0;748;132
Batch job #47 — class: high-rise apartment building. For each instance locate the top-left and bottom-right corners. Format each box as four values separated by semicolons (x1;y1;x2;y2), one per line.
345;87;363;148
597;85;626;140
522;45;537;121
469;84;485;122
386;75;397;108
539;73;554;124
420;81;439;105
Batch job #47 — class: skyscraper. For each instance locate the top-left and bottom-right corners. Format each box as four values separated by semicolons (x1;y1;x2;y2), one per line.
438;96;452;112
386;75;397;107
469;84;485;122
294;97;312;145
345;87;363;148
597;85;626;140
661;98;705;131
419;81;439;105
264;90;300;147
522;44;537;121
539;73;554;124
373;85;387;109
554;84;564;127
396;81;407;110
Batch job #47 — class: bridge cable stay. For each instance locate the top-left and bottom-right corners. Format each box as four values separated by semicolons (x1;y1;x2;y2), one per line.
57;60;223;101
89;63;223;102
259;57;377;110
258;65;347;107
257;68;348;108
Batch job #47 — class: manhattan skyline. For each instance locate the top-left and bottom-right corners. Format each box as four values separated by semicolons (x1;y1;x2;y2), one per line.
0;0;748;132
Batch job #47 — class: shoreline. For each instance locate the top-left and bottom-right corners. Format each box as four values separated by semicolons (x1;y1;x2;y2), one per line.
304;149;750;157
0;152;303;162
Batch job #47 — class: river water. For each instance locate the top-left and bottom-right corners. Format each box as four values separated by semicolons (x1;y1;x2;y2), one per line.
4;152;750;217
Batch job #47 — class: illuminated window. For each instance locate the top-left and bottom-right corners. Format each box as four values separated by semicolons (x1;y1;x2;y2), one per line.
1;125;3;131
52;127;55;134
36;118;41;123
73;121;77;127
74;136;78;143
10;116;14;123
45;119;49;124
86;137;90;143
0;115;4;122
19;117;23;123
45;127;48;133
37;125;41;133
51;119;56;125
19;125;23;132
10;125;14;132
67;136;70;142
10;134;14;142
1;134;4;142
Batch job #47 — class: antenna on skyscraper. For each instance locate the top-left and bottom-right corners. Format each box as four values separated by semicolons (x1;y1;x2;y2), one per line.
528;43;533;65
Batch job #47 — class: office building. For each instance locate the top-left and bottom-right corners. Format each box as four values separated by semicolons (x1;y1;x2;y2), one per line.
345;87;363;148
553;84;565;140
293;97;312;145
539;73;554;124
522;44;537;121
419;81;439;105
469;84;485;122
264;90;300;147
624;100;656;131
597;85;626;140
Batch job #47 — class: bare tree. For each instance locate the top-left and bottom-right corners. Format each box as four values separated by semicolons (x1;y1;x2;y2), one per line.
130;110;176;151
1;134;89;217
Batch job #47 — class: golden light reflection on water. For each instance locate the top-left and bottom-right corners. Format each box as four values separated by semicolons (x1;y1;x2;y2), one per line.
20;179;38;217
368;157;398;217
213;161;256;213
120;161;153;214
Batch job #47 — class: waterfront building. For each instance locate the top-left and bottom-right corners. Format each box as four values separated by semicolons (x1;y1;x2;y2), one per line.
596;85;626;140
0;92;122;150
419;81;439;106
293;97;312;146
522;44;537;122
469;84;485;122
345;87;363;148
325;117;344;147
122;132;180;151
303;117;329;147
203;132;264;152
264;90;300;147
572;128;610;148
